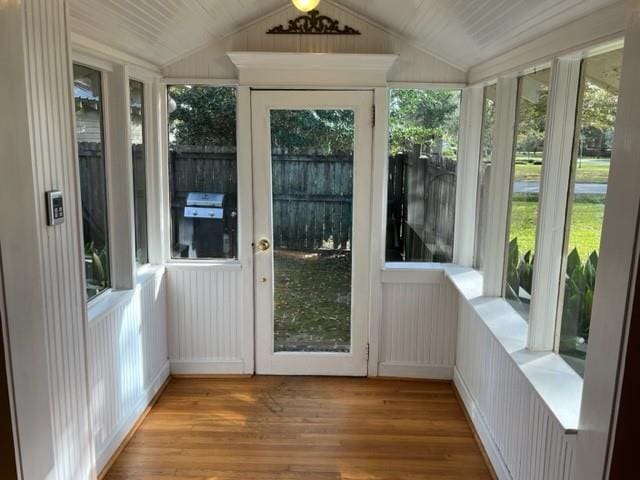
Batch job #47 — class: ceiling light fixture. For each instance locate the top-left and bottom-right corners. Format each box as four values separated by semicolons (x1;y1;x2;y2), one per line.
292;0;320;13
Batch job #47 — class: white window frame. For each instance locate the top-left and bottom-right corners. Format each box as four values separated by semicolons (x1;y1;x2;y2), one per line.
127;74;157;271
71;57;116;306
383;84;466;266
528;57;582;351
161;80;243;265
72;50;163;312
472;83;498;270
478;43;627;357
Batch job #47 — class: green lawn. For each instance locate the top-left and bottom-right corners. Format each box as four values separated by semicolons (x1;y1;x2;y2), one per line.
509;197;605;260
514;157;610;184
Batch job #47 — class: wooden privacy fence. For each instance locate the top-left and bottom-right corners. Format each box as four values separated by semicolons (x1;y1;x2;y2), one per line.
78;142;109;248
79;142;146;250
79;144;458;258
387;151;457;262
170;146;353;252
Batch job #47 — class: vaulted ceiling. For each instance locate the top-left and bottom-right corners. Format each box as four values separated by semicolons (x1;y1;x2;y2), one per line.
68;0;622;70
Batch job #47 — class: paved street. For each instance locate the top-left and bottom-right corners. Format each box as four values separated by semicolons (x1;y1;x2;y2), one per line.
514;181;607;195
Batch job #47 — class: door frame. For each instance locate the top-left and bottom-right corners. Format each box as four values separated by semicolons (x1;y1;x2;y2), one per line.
251;90;374;376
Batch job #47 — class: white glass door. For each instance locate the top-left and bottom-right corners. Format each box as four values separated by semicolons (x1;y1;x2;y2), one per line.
252;90;373;376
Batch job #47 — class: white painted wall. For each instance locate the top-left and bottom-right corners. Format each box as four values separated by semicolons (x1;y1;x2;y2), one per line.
0;0;95;478
166;265;245;374
455;297;576;480
378;269;458;379
162;2;466;84
87;267;169;472
576;3;640;477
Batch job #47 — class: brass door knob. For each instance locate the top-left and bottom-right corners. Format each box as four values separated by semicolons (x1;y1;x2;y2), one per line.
257;238;270;251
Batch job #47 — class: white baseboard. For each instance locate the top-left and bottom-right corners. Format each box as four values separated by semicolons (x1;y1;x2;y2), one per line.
453;367;512;480
170;359;244;375
377;362;454;380
95;360;170;473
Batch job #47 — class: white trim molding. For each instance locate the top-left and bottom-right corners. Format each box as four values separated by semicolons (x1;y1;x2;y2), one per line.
367;87;390;377
170;360;245;375
379;363;453;380
576;5;640;478
528;57;582;351
483;76;518;297
454;86;484;266
227;52;398;87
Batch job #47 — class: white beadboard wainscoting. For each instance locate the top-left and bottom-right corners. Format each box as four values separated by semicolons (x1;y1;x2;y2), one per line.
451;271;579;480
87;267;169;472
166;264;245;374
378;268;458;379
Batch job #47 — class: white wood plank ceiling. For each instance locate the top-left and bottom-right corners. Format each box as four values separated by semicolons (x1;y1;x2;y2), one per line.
68;0;622;69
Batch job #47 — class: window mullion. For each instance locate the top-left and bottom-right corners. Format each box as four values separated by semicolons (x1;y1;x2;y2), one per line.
453;86;484;266
528;57;582;352
145;80;163;265
106;65;136;290
483;76;518;296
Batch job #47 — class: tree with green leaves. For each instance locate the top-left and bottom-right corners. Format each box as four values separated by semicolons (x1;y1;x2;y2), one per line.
388;89;460;156
169;85;237;147
169;86;356;154
169;86;462;157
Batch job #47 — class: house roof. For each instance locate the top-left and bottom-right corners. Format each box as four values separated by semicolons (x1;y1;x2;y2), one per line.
68;0;623;71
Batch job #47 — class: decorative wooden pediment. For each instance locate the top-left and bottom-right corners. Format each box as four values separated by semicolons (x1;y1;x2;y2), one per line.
266;10;361;35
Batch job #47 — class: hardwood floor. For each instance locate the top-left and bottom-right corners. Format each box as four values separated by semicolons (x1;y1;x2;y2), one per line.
104;376;493;479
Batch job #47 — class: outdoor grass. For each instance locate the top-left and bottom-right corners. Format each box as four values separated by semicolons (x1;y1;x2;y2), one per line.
514;157;610;184
509;198;604;259
273;250;351;352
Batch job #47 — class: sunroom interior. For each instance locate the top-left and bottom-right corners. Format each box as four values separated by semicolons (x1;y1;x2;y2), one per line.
1;0;640;479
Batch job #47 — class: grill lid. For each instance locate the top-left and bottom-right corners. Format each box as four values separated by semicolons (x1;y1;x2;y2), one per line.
186;192;224;207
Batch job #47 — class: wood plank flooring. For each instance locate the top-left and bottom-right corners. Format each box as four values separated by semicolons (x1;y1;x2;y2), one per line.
105;376;492;479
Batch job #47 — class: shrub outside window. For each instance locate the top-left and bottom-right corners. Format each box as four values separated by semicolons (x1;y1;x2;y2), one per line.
504;69;550;321
474;85;496;271
73;64;111;301
168;86;238;260
558;48;623;375
385;89;461;263
130;80;149;265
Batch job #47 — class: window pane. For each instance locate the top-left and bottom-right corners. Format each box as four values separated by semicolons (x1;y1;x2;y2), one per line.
559;48;622;375
130;80;148;265
386;89;461;263
474;85;497;270
504;69;550;320
168;86;237;259
73;64;111;301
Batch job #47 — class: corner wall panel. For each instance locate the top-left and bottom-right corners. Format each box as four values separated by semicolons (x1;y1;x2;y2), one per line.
20;0;94;477
455;298;576;480
378;272;458;378
87;269;169;472
166;266;243;374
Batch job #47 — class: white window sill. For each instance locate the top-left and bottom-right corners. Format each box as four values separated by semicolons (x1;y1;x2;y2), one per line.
382;262;583;433
445;266;583;433
87;264;165;323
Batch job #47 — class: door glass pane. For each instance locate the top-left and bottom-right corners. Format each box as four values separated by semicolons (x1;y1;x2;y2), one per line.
270;109;355;353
